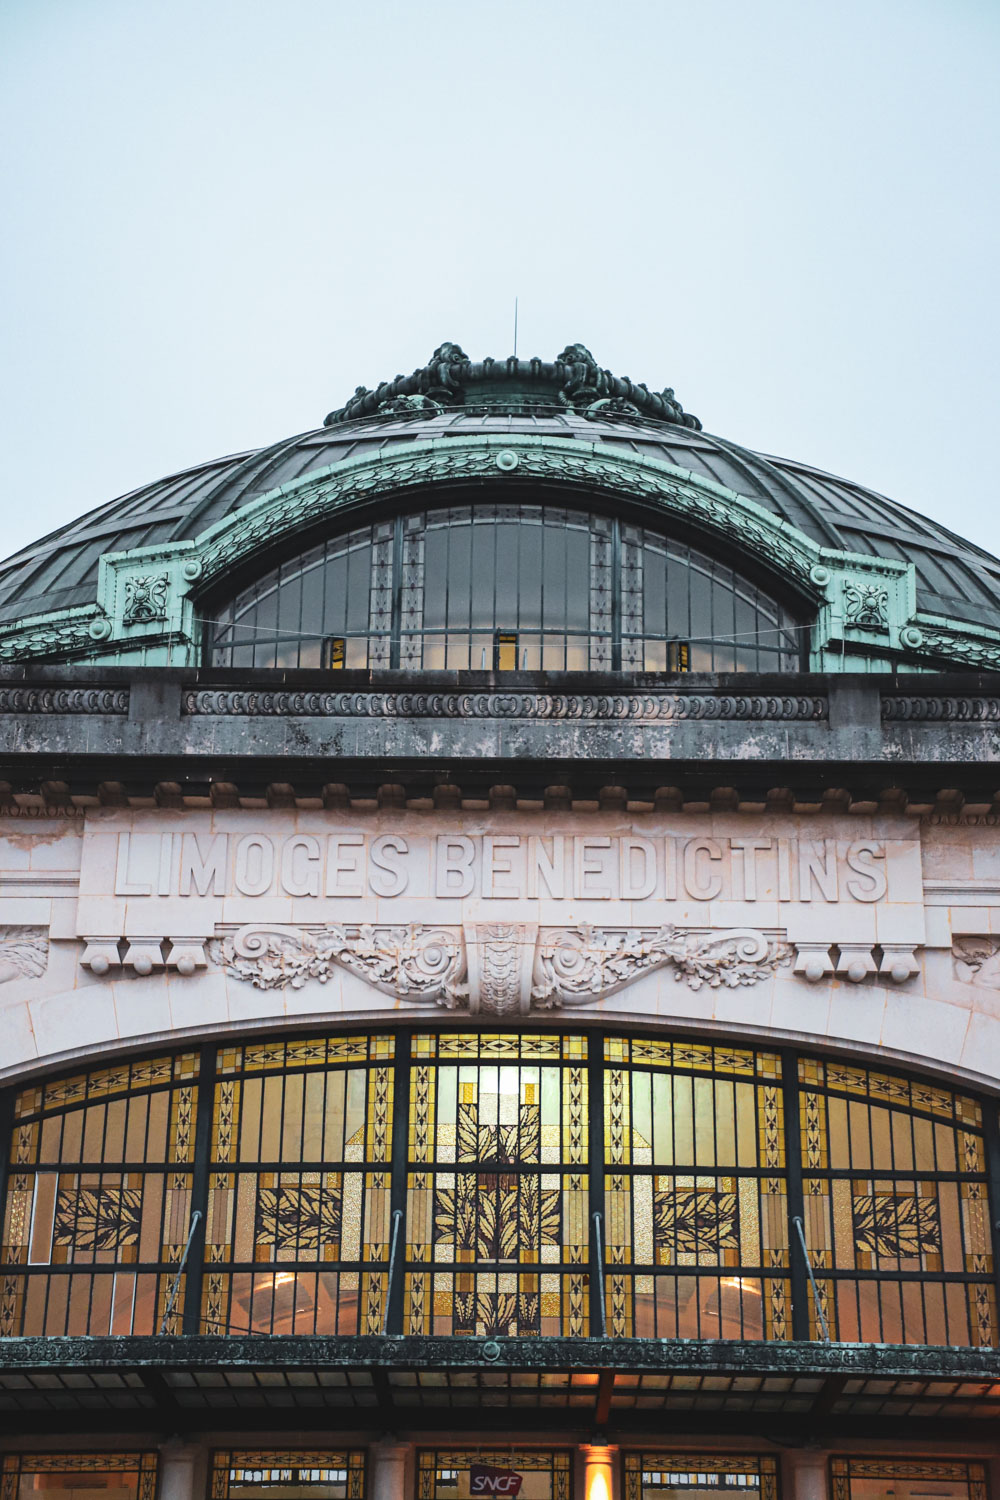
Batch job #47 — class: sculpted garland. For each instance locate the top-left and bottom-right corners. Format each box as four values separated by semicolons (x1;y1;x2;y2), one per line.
206;921;790;1013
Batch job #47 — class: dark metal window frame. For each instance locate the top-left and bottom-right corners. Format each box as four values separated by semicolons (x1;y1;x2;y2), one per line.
203;504;808;674
2;1028;996;1346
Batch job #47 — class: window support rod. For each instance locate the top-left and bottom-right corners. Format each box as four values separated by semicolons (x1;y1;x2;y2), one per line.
592;1209;607;1338
383;1208;404;1335
792;1214;831;1342
159;1209;203;1335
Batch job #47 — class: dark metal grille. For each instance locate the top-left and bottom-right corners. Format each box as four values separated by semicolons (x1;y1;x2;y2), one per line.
405;1033;589;1337
207;507;802;672
604;1039;789;1340
1;1033;996;1349
798;1057;996;1346
202;1036;395;1336
0;1054;198;1335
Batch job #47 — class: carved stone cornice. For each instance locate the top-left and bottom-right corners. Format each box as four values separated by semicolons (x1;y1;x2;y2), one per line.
882;694;1000;723
0;686;129;714
182;688;828;722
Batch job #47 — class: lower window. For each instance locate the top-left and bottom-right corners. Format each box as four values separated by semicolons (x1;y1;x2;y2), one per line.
830;1461;988;1500
0;1455;157;1500
417;1451;571;1500
210;1452;365;1500
624;1456;778;1500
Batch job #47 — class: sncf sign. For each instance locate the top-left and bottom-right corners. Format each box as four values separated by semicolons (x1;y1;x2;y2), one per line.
470;1466;524;1497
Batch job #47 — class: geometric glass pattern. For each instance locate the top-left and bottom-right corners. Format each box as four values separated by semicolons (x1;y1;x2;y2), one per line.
0;1454;158;1500
417;1451;571;1500
605;1038;788;1340
0;1053;198;1335
1;1032;998;1349
211;1452;365;1500
203;1035;394;1336
830;1459;988;1500
624;1455;778;1500
209;507;801;674
798;1058;996;1346
405;1033;588;1336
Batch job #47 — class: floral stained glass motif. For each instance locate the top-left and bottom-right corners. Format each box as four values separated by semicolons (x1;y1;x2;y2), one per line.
202;1035;394;1337
0;1055;197;1337
605;1038;788;1340
406;1033;588;1337
799;1057;995;1346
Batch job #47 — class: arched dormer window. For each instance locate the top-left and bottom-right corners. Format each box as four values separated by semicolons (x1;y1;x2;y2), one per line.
207;505;805;672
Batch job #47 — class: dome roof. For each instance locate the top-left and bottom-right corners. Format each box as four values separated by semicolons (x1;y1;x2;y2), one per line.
2;343;999;633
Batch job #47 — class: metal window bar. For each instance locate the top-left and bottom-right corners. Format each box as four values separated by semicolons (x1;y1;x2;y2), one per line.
792;1214;831;1342
159;1209;202;1334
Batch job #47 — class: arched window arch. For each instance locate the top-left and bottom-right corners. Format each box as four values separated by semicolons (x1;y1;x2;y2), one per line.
1;1031;994;1347
207;505;805;672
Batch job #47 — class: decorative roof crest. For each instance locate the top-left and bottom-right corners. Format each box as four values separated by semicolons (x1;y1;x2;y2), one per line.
323;342;702;430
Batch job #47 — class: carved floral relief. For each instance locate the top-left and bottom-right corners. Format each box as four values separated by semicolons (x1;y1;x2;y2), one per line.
206;920;790;1013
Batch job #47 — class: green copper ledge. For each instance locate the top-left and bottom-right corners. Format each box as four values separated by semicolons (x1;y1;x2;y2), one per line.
0;434;994;674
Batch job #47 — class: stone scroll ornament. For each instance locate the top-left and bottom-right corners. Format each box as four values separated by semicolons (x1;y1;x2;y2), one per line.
207;921;789;1012
952;937;1000;989
531;924;791;1005
207;923;469;1005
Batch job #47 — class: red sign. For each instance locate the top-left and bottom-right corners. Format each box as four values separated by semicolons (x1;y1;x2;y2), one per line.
470;1466;524;1497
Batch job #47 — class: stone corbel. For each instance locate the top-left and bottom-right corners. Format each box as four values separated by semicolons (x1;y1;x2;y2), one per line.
878;943;920;983
123;938;166;975
81;937;122;975
836;944;878;984
792;943;835;983
165;938;208;975
465;922;538;1017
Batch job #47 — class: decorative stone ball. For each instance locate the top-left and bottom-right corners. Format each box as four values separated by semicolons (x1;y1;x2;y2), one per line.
133;954;153;976
846;959;868;984
175;954;196;976
90;954;110;976
803;957;826;983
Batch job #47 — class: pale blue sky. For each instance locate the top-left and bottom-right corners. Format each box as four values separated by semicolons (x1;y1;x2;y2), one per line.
1;0;998;561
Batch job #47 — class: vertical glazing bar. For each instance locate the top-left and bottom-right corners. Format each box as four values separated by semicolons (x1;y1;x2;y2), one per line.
181;1043;217;1334
588;1031;606;1335
781;1050;811;1341
389;513;404;670
981;1093;1000;1335
610;520;622;671
0;1084;14;1286
385;1031;412;1335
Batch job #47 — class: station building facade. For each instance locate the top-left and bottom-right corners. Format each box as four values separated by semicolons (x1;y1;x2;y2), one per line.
0;345;999;1500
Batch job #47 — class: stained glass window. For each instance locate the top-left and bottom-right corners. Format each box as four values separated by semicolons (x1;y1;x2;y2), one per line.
0;1454;157;1500
211;1452;365;1500
203;1034;394;1336
1;1034;996;1350
830;1459;988;1500
605;1039;787;1340
208;507;802;673
417;1451;571;1500
624;1455;778;1500
405;1033;589;1337
1;1054;198;1335
798;1059;996;1346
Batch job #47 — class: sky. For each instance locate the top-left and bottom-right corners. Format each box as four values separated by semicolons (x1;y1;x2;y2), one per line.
0;0;998;562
